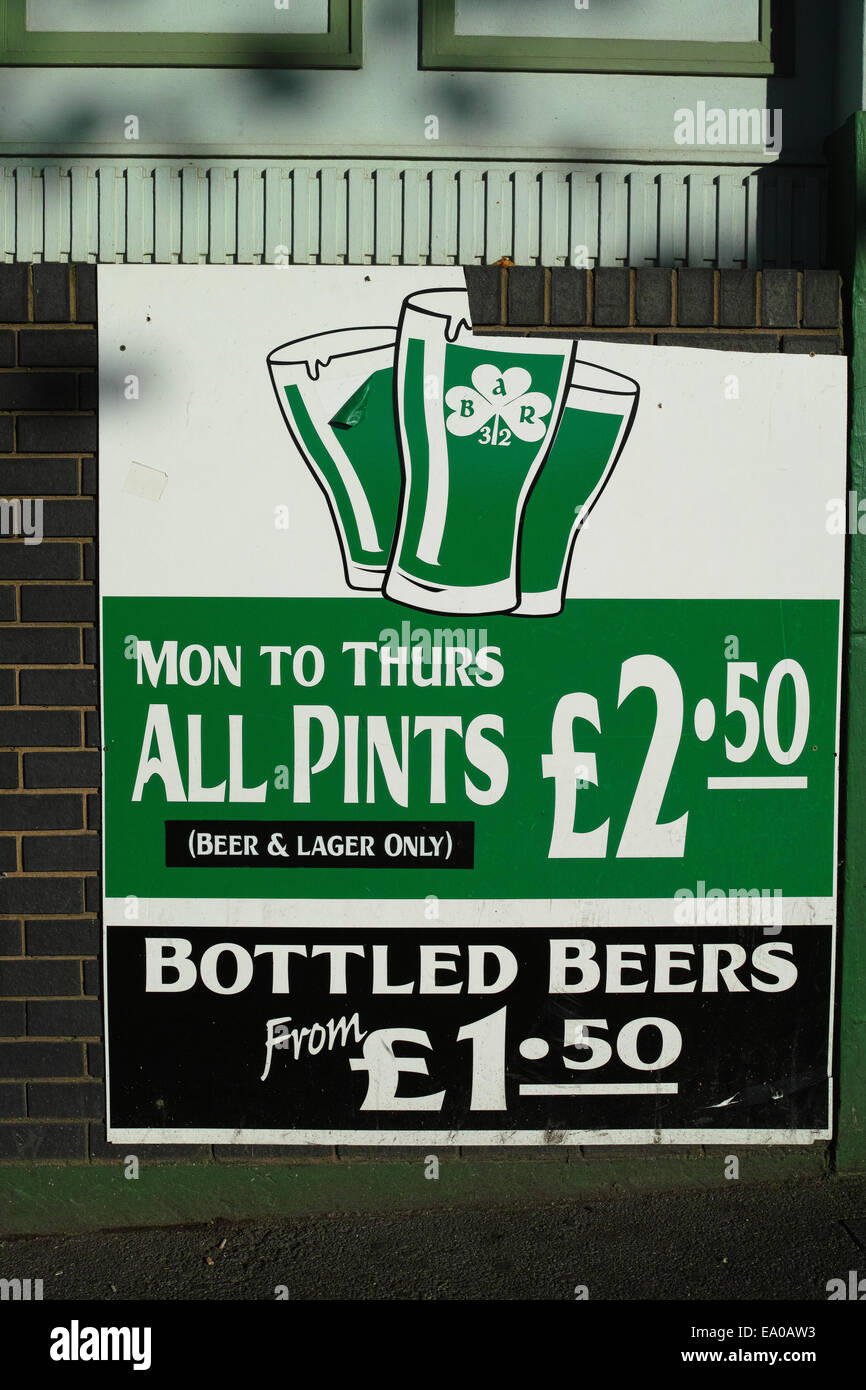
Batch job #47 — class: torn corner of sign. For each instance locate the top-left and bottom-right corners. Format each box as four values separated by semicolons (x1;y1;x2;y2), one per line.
122;460;168;502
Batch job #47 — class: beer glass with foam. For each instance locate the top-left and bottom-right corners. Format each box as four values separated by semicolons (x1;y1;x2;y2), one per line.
386;288;575;615
267;327;400;591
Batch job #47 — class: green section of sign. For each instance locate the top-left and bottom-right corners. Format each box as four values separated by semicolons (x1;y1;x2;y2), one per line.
102;596;839;901
396;340;568;587
284;372;401;568
519;405;625;596
331;366;401;559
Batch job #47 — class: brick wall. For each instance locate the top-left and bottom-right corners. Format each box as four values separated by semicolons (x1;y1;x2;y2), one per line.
0;263;100;1161
463;265;843;351
0;264;844;1167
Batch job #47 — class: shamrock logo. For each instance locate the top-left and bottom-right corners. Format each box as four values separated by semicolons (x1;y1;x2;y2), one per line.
444;365;553;446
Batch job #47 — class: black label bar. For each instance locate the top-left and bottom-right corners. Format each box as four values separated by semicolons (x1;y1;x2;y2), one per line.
165;820;474;869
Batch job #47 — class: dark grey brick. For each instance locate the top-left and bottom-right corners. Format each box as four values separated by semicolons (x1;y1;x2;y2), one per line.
23;834;98;872
83;959;99;995
0;1123;87;1159
0;457;79;495
26;919;98;955
84;711;101;748
507;267;545;326
214;1144;336;1160
83;628;96;662
18;329;97;368
19;585;95;622
0;875;83;915
635;269;672;326
23;751;99;789
89;1123;210;1160
335;1146;427;1162
33;264;71;323
87;1042;104;1077
0;372;76;410
593;268;629;326
0;751;19;786
719;270;757;327
675;269;714;326
87;1123;126;1158
78;373;98;410
549;267;587;326
86;793;100;830
0;585;15;621
28;999;100;1037
0;1041;84;1076
73;266;97;323
802;271;840;328
580;332;652;345
0;837;16;871
28;1080;103;1119
37;499;95;539
781;334;840;355
19;668;97;705
0;669;15;704
0;794;83;830
656;333;777;353
0;542;80;580
452;1146;568;1162
0;1083;25;1118
0;331;15;366
81;459;96;494
84;877;99;912
0;265;29;322
17;415;97;454
0;415;13;450
464;265;501;324
82;544;95;580
0;627;79;663
760;269;799;327
0;958;80;996
0;921;22;953
576;1144;703;1162
0;709;80;747
0;1002;26;1035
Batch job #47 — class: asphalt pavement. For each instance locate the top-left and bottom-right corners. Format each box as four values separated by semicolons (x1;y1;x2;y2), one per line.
2;1171;866;1301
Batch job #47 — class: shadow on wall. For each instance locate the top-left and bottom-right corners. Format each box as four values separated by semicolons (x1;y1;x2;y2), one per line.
243;0;504;137
0;0;845;272
190;0;834;269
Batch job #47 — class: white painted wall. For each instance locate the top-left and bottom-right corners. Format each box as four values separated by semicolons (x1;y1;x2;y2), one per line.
0;0;836;163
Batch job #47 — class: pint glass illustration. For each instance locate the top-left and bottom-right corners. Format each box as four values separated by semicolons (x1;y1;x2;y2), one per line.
267;328;401;590
515;360;639;615
385;288;576;615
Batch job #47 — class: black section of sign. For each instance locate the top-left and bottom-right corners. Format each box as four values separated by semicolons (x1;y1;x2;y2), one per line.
105;926;831;1137
164;820;474;869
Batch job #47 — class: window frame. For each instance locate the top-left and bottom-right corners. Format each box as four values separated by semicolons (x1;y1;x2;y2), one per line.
420;0;774;77
0;0;362;68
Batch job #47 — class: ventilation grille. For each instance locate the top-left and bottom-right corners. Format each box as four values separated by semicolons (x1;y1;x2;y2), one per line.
0;161;827;268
